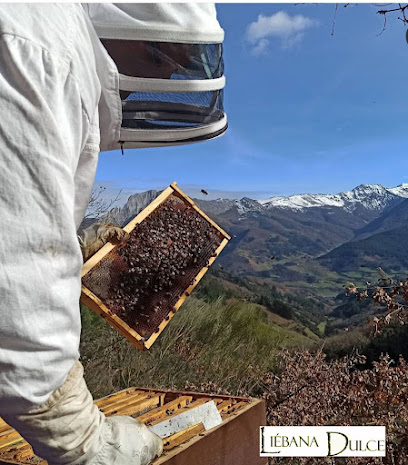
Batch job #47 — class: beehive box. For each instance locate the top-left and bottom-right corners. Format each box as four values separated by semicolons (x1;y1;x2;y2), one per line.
0;388;266;465
81;182;230;351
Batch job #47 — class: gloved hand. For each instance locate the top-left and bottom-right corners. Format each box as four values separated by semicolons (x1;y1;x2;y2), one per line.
79;223;129;261
3;361;163;465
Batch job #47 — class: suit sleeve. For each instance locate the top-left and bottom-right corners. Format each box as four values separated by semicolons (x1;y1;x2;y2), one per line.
0;32;90;414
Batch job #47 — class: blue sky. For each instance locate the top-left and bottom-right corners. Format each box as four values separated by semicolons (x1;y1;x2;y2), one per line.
95;3;408;202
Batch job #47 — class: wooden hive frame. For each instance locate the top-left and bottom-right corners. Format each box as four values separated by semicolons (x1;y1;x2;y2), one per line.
0;388;266;465
80;182;230;351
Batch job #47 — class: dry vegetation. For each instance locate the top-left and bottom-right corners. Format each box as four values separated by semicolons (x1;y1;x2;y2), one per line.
263;350;408;464
81;280;408;464
80;296;298;398
346;270;408;336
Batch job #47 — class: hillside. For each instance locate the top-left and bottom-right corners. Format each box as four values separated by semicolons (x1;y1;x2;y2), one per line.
91;182;408;333
101;184;407;281
355;198;408;240
318;225;408;273
80;293;317;399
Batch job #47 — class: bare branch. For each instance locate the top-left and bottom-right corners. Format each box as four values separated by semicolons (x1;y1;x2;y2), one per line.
377;4;408;15
378;9;388;35
85;186;123;220
331;3;339;36
345;268;408;336
376;2;408;31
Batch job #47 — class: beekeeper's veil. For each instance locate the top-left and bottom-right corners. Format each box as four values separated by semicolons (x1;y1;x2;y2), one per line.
85;3;226;151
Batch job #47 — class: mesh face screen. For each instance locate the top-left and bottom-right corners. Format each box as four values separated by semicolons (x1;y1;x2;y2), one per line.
122;90;224;129
82;194;223;336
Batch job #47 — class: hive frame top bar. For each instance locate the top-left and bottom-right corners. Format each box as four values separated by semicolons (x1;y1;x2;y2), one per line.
80;182;231;351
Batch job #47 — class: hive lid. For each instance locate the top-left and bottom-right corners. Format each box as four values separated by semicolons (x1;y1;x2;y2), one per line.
149;401;222;439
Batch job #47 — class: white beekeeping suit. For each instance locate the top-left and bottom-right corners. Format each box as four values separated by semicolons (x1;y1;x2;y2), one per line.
0;3;224;465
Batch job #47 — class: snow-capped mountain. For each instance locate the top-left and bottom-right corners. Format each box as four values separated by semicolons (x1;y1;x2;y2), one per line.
95;182;408;281
387;183;408;197
258;184;408;212
103;183;408;227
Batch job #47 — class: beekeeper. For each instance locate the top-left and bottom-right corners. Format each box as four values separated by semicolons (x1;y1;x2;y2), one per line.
0;4;226;465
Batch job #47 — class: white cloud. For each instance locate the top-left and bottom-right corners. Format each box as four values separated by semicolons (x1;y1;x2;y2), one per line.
247;11;318;54
251;38;270;56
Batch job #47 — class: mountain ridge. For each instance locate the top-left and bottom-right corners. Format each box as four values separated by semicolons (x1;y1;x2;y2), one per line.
100;183;408;225
258;183;408;212
98;182;408;291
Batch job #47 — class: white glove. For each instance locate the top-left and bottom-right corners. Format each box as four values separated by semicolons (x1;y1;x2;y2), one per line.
79;223;129;261
3;361;163;465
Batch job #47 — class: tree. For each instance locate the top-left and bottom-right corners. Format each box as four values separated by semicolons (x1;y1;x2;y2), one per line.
84;185;122;221
331;3;408;36
346;268;408;336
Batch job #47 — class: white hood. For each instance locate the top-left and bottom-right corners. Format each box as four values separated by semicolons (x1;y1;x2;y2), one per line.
85;3;224;43
83;3;227;151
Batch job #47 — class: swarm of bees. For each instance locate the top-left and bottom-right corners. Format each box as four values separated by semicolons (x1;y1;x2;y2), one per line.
94;196;222;332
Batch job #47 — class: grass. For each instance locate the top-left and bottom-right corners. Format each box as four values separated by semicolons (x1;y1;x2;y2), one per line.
304;327;321;341
237;249;273;272
261;309;294;327
275;257;386;298
281;279;341;298
80;296;316;399
317;321;327;336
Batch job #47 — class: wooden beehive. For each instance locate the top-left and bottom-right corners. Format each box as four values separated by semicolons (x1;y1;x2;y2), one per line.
81;182;230;351
0;388;266;465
